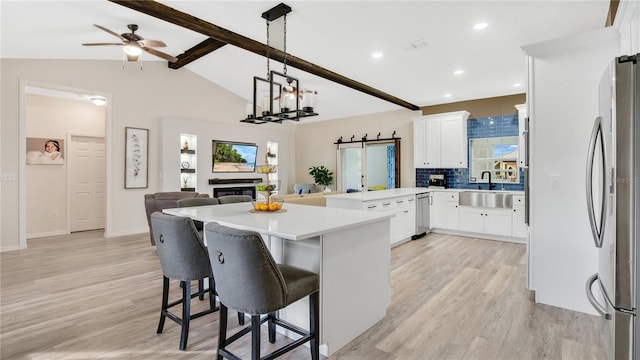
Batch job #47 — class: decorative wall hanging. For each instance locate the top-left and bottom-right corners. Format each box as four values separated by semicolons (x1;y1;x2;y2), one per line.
124;127;148;189
26;137;65;165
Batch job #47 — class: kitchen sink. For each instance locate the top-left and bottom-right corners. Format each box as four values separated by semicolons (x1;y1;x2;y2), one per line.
459;191;513;208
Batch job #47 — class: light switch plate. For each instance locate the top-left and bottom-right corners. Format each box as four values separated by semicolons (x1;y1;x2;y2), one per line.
550;174;560;185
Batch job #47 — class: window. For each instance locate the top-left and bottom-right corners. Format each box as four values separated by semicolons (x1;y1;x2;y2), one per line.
469;136;519;183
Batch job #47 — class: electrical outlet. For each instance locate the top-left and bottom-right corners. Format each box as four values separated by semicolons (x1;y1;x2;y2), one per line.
0;174;16;181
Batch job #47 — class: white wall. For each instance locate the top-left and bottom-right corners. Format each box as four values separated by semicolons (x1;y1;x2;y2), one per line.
295;109;421;188
615;0;640;54
158;117;294;196
25;94;105;237
523;27;620;314
0;59;293;251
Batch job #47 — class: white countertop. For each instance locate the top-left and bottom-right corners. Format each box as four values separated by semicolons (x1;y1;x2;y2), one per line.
163;202;393;241
326;187;524;202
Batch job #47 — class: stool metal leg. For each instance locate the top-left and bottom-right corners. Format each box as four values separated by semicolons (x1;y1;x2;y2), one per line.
268;312;276;343
179;280;191;351
217;304;228;360
251;315;261;360
238;312;245;325
310;291;319;360
157;276;170;334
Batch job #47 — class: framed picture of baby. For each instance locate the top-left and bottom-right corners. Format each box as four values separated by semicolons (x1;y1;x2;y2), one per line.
26;138;65;165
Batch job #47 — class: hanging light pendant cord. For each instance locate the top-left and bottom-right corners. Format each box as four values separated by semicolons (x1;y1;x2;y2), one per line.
282;13;288;77
266;19;271;80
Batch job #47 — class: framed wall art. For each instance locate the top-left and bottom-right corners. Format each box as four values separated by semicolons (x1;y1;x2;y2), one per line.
26;137;65;165
124;127;148;189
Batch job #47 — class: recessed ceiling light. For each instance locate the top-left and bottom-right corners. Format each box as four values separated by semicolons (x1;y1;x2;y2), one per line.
371;52;383;59
454;69;464;75
513;83;522;87
473;22;488;30
444;93;452;98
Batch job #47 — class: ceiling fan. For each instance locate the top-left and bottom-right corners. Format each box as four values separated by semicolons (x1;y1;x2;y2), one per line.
82;24;178;62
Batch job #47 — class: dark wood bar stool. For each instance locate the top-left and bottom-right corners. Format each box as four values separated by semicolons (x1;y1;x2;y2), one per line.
151;212;218;351
205;223;320;360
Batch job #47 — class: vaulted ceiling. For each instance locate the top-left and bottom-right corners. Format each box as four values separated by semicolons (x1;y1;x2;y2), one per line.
1;1;610;122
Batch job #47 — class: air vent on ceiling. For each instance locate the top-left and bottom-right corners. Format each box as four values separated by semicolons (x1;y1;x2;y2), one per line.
402;39;429;50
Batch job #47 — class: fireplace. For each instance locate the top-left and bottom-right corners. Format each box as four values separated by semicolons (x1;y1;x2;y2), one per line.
214;186;256;199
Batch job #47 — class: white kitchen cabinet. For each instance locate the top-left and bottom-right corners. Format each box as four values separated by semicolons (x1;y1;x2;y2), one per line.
430;191;459;230
412;111;470;169
330;191;417;247
511;195;527;238
459;206;512;236
392;197;416;245
413;119;427;168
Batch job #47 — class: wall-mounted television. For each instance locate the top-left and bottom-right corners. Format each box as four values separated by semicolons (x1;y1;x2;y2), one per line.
212;140;258;173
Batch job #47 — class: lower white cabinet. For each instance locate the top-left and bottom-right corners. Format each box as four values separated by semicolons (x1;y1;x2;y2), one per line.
511;195;527;238
430;192;459;230
362;196;416;246
459;206;512;236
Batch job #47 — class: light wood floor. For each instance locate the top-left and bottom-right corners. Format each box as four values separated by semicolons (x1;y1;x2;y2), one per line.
1;231;604;359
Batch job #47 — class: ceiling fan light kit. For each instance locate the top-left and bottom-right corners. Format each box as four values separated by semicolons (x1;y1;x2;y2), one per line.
82;23;178;63
241;2;318;125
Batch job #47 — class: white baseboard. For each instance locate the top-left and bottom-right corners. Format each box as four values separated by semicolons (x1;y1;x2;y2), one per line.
0;244;26;253
27;230;68;239
104;228;148;238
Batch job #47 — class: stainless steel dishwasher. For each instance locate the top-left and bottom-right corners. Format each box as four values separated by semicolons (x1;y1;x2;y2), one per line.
413;192;430;239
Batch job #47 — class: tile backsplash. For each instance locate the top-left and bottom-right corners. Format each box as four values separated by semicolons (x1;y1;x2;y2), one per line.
415;114;525;191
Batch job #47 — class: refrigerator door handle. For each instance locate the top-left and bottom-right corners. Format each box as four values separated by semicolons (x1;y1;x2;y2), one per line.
585;116;608;248
586;273;612;320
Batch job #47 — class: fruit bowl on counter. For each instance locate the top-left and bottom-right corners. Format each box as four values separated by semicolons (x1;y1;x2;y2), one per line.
251;200;284;212
256;164;277;174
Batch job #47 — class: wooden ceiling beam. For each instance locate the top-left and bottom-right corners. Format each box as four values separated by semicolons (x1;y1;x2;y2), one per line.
108;0;420;111
169;38;227;69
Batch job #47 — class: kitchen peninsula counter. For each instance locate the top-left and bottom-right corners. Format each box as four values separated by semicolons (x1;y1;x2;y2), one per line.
163;202;393;357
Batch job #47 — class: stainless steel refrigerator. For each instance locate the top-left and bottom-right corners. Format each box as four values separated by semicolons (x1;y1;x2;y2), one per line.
585;53;639;360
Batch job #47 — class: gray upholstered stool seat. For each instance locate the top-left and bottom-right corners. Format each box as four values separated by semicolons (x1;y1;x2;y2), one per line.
151;212;218;351
205;223;320;360
217;195;253;204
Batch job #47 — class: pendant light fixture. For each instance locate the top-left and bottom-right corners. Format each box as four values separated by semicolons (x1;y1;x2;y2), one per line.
241;3;318;124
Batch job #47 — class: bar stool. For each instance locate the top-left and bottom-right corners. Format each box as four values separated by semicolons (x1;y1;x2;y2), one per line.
177;197;220;301
151;212;218;350
217;195;253;204
205;223;320;360
176;197;246;324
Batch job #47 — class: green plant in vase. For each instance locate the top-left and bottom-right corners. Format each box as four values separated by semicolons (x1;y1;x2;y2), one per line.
308;165;334;191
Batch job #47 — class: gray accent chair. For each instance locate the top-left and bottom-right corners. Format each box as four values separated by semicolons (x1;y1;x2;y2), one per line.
151;212;218;351
205;223;320;360
217;195;253;204
144;191;210;245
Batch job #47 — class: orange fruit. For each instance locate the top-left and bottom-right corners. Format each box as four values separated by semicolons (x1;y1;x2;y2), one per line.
268;202;278;211
259;203;268;211
254;203;261;210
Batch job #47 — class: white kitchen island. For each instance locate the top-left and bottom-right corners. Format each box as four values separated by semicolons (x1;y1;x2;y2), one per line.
163;202;393;357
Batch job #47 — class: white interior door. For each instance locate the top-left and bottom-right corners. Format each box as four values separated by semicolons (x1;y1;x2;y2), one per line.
70;136;106;232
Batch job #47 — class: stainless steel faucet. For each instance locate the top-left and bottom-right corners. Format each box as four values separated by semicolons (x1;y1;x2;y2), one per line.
481;171;492;190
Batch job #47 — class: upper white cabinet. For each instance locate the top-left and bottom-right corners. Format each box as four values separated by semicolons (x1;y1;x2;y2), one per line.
515;104;528;167
413;111;470;168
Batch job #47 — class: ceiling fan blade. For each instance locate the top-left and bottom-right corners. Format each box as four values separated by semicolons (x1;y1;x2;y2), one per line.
82;42;124;46
138;39;166;48
93;24;126;41
142;47;178;62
